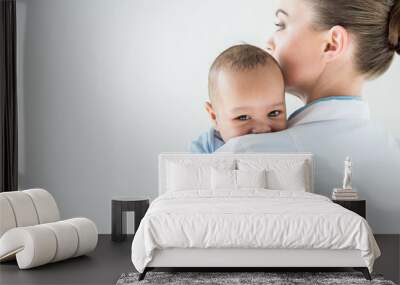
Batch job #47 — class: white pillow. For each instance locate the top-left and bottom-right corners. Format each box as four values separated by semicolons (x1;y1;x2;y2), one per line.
166;159;235;191
236;169;267;189
211;168;268;190
267;163;307;191
167;163;210;191
237;159;309;191
211;168;236;189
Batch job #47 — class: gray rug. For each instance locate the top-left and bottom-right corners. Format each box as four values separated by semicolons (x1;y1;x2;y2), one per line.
116;271;397;285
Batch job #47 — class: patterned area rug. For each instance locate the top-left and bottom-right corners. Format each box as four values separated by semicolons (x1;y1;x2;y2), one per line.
116;271;396;285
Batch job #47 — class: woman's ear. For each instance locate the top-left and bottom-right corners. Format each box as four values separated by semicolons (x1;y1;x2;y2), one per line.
205;102;218;130
323;25;350;62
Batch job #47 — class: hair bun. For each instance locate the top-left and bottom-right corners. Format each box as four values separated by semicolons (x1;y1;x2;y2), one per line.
388;0;400;54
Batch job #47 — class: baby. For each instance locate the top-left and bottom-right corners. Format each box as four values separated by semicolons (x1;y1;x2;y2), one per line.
191;44;288;153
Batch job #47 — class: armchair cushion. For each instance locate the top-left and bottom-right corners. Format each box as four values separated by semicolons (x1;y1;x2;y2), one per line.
0;218;98;269
0;188;60;236
0;189;98;269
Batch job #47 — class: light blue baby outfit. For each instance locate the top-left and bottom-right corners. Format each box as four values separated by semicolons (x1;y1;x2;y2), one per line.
190;128;225;154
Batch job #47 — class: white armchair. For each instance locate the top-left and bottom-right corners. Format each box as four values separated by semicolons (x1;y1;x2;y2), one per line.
0;188;98;269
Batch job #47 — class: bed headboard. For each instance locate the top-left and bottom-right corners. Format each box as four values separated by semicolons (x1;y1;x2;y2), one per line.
158;152;315;195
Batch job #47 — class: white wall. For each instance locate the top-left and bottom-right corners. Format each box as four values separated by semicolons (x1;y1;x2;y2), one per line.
17;0;400;233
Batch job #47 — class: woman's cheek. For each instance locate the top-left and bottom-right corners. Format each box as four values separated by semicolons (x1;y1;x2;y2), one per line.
287;31;328;91
272;50;295;88
274;29;315;88
271;38;299;87
278;42;318;91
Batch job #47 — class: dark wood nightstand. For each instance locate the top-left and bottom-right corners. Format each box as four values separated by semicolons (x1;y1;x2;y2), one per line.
111;197;150;242
332;199;366;219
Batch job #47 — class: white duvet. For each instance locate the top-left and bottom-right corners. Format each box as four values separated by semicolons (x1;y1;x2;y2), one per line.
131;190;380;273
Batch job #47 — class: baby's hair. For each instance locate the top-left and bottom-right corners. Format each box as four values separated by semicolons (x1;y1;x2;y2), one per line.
208;44;282;102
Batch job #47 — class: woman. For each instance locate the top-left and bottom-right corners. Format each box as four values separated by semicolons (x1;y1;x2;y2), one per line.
218;0;400;234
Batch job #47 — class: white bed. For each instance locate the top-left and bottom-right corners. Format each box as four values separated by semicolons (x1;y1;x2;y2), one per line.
131;153;380;280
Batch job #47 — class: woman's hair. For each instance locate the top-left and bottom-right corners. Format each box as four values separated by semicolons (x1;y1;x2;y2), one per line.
307;0;400;79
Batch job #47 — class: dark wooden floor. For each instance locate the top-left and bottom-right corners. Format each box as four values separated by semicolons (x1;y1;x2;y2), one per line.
0;235;134;285
0;234;399;285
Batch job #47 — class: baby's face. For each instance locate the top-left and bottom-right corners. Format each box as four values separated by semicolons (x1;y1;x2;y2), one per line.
208;65;287;142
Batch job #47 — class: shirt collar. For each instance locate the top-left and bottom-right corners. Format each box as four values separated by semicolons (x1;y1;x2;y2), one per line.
288;96;370;128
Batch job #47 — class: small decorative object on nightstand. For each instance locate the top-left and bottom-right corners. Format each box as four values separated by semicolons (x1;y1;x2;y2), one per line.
111;197;149;242
332;156;359;200
332;156;366;218
332;199;366;219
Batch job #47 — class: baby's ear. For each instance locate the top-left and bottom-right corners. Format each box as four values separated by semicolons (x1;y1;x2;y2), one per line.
205;102;218;129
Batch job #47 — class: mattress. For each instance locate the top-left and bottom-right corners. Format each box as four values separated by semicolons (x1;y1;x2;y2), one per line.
131;189;380;273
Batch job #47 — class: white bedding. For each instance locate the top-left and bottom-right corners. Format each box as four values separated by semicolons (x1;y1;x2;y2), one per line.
131;190;380;273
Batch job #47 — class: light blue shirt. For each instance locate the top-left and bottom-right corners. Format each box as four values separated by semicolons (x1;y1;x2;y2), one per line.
190;128;225;153
217;96;400;234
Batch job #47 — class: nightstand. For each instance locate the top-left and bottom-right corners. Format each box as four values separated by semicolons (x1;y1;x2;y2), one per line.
332;199;366;219
111;197;150;242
